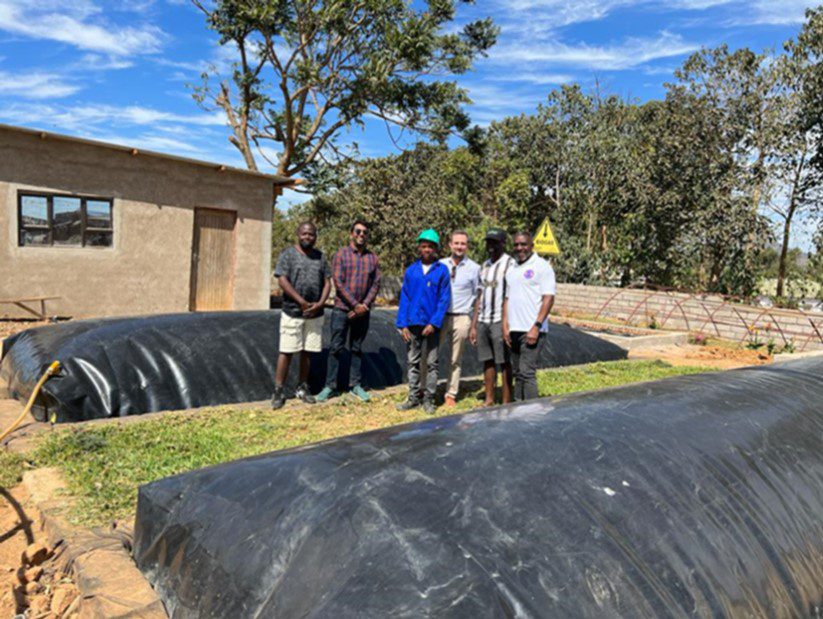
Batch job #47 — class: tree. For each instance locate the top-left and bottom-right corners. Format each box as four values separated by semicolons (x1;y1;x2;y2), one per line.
192;0;497;185
788;6;823;170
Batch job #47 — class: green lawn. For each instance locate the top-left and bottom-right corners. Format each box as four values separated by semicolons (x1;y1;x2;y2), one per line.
0;450;25;488
26;359;714;526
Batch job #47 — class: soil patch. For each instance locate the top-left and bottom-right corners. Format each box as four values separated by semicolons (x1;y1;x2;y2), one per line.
629;344;771;369
0;482;79;618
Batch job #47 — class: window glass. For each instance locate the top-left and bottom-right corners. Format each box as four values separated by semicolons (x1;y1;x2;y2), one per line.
52;196;82;246
21;195;48;226
85;231;113;247
87;200;112;229
20;229;50;246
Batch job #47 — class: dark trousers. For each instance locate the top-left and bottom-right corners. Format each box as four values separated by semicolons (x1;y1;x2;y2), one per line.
407;325;440;402
509;332;544;401
325;308;371;390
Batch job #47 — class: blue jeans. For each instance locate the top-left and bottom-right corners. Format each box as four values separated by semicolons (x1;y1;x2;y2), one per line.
325;308;370;390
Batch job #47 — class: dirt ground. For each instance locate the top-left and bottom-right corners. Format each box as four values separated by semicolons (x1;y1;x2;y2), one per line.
629;343;771;369
0;484;79;618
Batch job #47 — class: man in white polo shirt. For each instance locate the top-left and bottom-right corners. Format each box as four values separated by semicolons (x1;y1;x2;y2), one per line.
503;231;556;401
439;230;480;406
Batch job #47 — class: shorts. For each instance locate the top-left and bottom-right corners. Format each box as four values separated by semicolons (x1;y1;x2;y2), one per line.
477;321;509;366
279;313;323;353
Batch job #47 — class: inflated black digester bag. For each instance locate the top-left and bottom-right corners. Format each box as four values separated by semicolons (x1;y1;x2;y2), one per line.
133;357;823;618
0;310;624;422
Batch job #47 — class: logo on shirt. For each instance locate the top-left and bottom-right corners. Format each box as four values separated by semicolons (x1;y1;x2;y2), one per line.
524;269;535;279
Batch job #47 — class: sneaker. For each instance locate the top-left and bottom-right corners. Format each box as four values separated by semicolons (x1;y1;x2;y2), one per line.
316;386;334;402
423;400;437;415
351;386;371;402
271;386;285;410
295;383;316;404
395;398;421;411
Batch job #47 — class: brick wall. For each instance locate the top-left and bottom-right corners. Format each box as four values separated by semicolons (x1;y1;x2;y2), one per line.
554;284;823;351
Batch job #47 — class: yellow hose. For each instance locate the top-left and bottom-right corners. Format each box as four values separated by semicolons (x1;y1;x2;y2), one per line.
0;360;61;444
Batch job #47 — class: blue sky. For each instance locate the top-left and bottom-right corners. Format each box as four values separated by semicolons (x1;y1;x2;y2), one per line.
0;0;817;245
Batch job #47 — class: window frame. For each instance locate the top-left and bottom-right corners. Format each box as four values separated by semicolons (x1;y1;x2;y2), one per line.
17;191;114;248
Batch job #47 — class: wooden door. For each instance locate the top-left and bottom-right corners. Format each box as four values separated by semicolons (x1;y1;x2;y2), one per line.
190;208;237;311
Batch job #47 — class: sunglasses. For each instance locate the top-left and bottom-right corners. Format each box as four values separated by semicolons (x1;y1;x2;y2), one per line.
353;228;368;236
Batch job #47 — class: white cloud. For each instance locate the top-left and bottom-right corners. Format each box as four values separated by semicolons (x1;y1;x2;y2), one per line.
0;70;80;98
0;102;226;132
0;1;166;55
489;72;575;85
74;54;134;71
490;31;699;70
742;0;816;25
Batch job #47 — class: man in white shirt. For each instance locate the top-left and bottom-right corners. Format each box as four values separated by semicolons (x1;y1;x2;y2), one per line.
470;228;515;406
440;230;480;406
503;231;556;401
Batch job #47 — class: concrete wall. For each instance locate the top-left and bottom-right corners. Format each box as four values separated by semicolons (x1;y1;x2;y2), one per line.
1;128;274;319
554;283;823;351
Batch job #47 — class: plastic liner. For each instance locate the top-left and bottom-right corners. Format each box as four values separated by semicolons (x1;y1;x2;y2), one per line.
0;310;625;422
132;357;823;618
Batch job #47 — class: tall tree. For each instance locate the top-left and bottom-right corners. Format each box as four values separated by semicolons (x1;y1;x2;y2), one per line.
767;53;821;298
192;0;497;186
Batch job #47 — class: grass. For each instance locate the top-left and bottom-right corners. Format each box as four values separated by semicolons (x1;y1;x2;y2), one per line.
33;359;715;526
0;450;26;488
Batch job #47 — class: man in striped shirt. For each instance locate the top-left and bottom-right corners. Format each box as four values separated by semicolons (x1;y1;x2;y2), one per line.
469;228;515;405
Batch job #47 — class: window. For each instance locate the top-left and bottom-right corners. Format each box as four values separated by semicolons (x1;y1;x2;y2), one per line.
18;192;113;247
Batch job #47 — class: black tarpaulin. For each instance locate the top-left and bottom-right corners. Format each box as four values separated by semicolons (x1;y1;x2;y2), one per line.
133;357;823;618
0;310;625;422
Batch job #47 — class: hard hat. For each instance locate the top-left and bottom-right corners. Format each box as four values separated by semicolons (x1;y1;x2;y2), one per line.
417;229;440;245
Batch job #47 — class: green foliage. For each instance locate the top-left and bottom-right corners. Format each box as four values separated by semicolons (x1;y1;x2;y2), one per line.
194;0;498;177
34;360;714;525
268;11;822;298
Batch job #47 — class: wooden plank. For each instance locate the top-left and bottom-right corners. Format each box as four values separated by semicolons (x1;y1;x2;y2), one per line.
189;208;237;311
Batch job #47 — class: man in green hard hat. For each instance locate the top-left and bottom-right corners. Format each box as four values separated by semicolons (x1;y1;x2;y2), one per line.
395;229;452;414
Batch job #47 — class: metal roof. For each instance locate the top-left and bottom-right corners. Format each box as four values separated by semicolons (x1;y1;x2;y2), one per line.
0;123;297;186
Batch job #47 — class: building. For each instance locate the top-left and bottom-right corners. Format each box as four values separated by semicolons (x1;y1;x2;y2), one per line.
1;124;294;319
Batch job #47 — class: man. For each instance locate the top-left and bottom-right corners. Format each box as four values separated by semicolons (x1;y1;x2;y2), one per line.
439;230;480;406
502;231;556;401
469;228;515;406
396;229;451;414
317;219;382;403
271;221;331;409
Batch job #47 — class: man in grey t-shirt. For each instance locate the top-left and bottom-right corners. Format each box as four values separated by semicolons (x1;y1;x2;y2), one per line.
272;221;331;409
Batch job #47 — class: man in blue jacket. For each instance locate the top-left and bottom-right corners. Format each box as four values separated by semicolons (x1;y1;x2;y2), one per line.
396;229;452;414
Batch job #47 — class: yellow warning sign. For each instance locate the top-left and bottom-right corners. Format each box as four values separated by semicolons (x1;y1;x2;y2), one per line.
534;218;560;256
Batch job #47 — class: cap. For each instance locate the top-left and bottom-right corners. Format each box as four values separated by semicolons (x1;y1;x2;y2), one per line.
417;229;440;245
485;228;506;243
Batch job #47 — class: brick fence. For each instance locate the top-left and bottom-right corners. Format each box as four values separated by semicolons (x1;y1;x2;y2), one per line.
554;284;823;351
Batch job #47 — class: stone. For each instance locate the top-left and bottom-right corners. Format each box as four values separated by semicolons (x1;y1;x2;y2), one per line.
24;566;43;582
28;595;50;616
24;580;41;594
51;585;77;616
23;542;49;566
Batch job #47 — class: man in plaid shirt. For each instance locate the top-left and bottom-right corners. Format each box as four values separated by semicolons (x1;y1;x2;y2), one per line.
317;219;382;402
